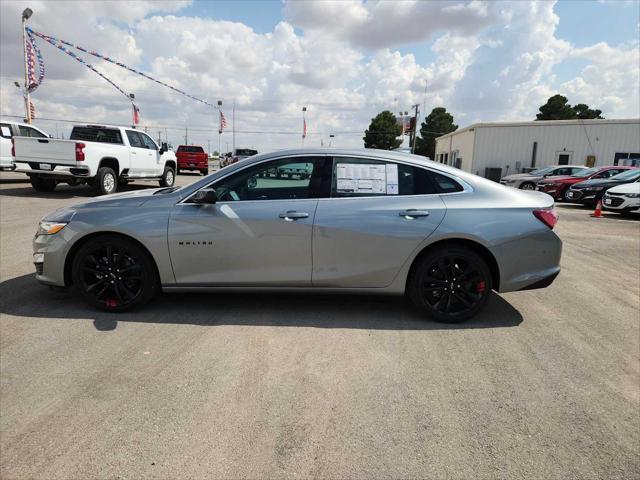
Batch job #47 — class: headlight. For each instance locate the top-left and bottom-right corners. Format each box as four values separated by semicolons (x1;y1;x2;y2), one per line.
37;221;67;236
544;183;559;187
586;186;604;191
625;193;640;198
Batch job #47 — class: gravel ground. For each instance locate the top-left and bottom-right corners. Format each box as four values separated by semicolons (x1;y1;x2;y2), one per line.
1;171;638;479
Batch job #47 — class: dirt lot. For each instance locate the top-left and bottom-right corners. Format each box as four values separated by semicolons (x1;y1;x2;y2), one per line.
1;171;638;479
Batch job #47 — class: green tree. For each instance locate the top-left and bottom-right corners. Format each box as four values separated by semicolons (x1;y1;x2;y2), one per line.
414;107;458;159
572;103;604;119
363;110;402;150
535;94;604;120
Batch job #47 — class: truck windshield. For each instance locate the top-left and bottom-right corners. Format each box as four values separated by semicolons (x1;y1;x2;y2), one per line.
70;127;123;144
177;146;204;153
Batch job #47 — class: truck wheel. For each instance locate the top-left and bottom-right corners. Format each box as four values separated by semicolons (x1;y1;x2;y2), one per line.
200;169;208;176
159;165;175;187
30;175;57;192
95;167;118;195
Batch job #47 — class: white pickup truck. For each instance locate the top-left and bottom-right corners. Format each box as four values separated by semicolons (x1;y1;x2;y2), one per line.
13;124;177;195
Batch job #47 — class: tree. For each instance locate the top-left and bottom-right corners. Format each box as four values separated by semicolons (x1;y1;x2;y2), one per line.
414;107;458;160
363;110;402;150
536;94;604;120
572;103;603;119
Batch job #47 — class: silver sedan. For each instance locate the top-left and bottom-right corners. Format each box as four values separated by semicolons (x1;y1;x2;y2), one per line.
33;148;562;323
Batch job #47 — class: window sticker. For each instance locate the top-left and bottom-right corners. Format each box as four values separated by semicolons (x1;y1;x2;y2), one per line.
336;163;397;194
0;126;11;138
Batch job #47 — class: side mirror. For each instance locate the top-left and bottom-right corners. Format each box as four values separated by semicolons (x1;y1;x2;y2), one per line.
247;176;257;189
190;188;217;204
159;142;168;154
49;134;54;138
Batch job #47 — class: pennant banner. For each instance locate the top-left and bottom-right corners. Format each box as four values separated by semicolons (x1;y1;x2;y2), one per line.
26;29;45;92
27;28;217;109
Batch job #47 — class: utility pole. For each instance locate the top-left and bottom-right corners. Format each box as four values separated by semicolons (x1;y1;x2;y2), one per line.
302;106;307;147
184;127;188;145
232;100;236;153
21;8;33;124
207;140;211;154
217;100;222;156
157;131;162;145
411;104;419;154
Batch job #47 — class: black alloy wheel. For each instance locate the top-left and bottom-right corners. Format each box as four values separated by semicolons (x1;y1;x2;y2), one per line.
409;246;492;323
71;235;158;312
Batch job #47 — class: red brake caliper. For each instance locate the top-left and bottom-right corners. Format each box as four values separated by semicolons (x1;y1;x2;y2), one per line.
476;281;486;293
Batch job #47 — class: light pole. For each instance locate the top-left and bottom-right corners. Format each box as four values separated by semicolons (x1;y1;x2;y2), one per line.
21;7;33;124
302;106;307;147
232;100;236;153
217;100;222;156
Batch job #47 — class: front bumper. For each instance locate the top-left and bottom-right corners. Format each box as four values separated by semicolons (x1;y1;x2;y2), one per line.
565;189;601;202
603;194;640;211
33;229;72;287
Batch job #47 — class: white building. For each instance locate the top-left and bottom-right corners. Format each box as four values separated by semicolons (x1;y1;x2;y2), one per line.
434;119;640;180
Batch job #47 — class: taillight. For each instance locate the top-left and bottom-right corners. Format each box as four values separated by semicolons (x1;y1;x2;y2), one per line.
11;138;15;156
75;142;85;161
533;209;558;229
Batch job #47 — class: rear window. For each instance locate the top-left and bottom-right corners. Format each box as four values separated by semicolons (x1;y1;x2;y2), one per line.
70;126;123;144
235;149;257;157
177;146;205;153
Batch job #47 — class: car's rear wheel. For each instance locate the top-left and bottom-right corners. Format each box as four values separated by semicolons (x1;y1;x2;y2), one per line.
519;182;535;190
95;167;118;195
562;188;573;201
71;235;158;312
30;175;57;192
408;246;492;323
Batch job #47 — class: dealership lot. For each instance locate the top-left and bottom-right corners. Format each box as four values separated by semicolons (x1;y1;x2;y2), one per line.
0;172;638;478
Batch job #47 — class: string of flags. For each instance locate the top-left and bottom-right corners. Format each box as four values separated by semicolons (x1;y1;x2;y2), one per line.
26;29;45;93
26;28;218;109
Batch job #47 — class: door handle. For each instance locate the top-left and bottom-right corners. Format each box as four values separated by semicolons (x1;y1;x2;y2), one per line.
131;151;137;154
399;209;430;219
279;211;309;221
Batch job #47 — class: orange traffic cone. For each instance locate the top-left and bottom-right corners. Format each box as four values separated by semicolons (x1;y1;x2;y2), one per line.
591;199;603;218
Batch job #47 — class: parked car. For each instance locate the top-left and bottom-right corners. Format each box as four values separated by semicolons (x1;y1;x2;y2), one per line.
602;181;640;215
566;168;640;205
176;145;208;175
221;148;258;168
0;119;50;171
536;166;634;201
32;148;562;323
500;165;591;190
13;124;177;195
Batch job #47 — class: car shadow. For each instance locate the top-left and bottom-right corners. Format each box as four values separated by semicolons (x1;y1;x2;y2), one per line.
0;273;523;332
0;181;161;199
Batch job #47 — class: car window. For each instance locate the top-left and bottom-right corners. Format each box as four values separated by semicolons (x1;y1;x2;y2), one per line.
331;158;459;197
212;157;324;201
178;146;204;153
553;167;571;176
18;125;46;138
138;132;157;150
70;126;123;144
610;169;640;181
0;123;12;139
126;130;144;148
569;167;587;175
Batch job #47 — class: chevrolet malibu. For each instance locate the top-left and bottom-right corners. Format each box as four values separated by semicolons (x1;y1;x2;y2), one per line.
33;149;562;323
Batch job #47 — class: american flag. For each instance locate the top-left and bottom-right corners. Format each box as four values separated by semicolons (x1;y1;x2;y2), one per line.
302;118;307;139
132;104;140;125
220;110;227;131
29;101;36;120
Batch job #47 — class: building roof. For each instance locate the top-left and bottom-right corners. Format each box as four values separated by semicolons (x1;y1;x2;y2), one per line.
436;118;640;141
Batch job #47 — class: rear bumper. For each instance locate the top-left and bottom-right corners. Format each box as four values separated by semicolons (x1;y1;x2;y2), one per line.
14;161;91;177
516;270;560;291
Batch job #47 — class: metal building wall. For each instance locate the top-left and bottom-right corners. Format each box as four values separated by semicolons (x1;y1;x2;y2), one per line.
470;120;640;177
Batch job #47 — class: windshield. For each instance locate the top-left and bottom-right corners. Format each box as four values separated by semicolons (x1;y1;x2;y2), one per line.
177;146;204;153
235;149;258;157
574;168;597;177
609;169;640;181
530;166;555;176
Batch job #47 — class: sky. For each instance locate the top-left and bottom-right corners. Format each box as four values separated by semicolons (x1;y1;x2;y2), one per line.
0;0;638;152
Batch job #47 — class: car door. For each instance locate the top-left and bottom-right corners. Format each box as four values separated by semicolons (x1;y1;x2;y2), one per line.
125;130;152;177
312;157;449;288
138;131;162;175
0;123;13;168
168;156;328;285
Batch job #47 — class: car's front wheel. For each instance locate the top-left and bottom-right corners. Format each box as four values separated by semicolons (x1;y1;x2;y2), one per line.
408;246;492;323
159;165;175;187
71;235;159;312
519;182;535;190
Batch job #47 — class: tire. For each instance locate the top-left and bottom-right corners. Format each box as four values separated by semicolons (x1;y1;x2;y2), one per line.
159;165;175;187
94;167;118;195
176;168;181;175
407;246;492;323
71;234;159;312
30;175;57;192
519;182;535;190
200;169;208;176
562;188;573;202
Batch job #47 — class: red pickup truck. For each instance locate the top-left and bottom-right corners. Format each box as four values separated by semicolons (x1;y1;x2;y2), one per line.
176;145;208;175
